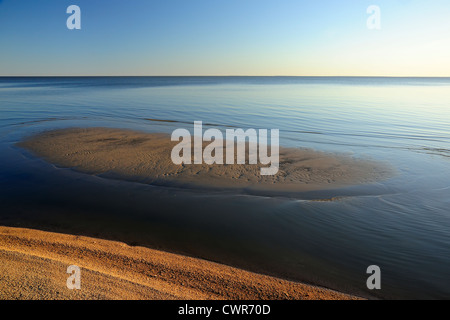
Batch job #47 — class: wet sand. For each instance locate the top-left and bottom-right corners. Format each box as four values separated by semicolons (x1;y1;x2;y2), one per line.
3;127;391;300
0;226;360;300
18;127;391;193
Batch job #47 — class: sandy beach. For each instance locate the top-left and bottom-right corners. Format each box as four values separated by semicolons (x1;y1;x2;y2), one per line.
0;226;360;300
18;127;391;193
0;127;392;300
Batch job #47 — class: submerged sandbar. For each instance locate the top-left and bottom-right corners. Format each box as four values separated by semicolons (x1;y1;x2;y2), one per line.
18;127;392;192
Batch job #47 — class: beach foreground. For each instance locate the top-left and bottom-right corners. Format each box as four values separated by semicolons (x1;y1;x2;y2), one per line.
18;127;391;193
0;226;360;300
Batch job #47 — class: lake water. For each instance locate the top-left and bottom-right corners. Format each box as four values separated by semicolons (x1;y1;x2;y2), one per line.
0;76;449;299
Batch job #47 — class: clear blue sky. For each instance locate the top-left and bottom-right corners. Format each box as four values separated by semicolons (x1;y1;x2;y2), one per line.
1;0;450;76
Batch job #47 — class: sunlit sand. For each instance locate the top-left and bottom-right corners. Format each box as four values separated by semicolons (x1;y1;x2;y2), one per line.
0;226;360;300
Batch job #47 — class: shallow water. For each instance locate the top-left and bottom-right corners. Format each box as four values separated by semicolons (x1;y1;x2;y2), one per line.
0;76;449;299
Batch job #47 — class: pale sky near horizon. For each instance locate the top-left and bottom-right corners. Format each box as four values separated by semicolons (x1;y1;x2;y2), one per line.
1;0;450;76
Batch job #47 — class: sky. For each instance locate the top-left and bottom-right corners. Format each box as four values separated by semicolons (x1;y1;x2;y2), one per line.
1;0;450;76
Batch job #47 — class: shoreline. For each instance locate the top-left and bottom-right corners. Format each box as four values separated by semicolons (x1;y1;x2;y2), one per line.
0;226;361;300
2;126;391;299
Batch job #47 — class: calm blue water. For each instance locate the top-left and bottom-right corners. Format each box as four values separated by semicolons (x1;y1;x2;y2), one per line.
1;77;449;299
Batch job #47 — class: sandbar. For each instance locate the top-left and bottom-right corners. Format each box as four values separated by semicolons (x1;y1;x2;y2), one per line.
17;127;392;193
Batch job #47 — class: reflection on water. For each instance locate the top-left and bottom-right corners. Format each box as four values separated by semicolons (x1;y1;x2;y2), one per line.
0;77;449;299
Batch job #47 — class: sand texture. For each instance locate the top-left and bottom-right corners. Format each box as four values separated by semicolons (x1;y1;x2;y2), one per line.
18;127;391;192
0;226;360;300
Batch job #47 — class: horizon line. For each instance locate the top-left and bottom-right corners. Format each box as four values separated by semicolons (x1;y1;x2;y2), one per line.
1;75;450;78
